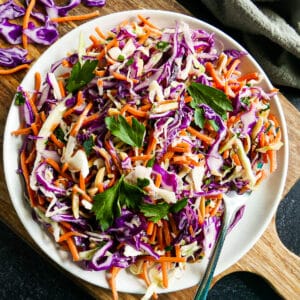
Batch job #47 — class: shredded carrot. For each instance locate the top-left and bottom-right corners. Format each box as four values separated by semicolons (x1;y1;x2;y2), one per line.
66;237;80;261
58;80;66;98
112;72;139;84
155;173;162;187
20;151;36;207
268;150;277;173
95;26;106;39
131;154;153;161
58;231;86;242
51;10;100;23
225;59;240;79
237;72;259;82
50;133;65;148
137;15;159;29
210;198;222;217
79;172;86;191
22;0;36;49
147;221;155;236
108;267;121;300
142;256;186;263
70;102;93;136
187;126;214;145
149;224;157;244
232;153;241;166
45;158;61;173
205;62;224;89
161;262;168;288
97;38;118;60
0;64;30;75
12;126;32;136
64;91;84;118
162;219;171;246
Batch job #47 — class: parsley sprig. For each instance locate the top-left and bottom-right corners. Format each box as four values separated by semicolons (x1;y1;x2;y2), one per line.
105;115;146;148
92;176;146;231
66;60;98;93
188;82;233;124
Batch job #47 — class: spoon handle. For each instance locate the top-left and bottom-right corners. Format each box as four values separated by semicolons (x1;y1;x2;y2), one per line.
194;213;231;300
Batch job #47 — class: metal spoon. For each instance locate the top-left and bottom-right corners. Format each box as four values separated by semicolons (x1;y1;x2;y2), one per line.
194;191;249;300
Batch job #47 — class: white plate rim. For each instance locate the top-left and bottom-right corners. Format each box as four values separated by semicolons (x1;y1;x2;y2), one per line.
3;9;289;294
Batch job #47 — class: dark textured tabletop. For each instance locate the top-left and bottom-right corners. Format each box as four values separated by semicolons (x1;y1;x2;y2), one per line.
0;1;299;299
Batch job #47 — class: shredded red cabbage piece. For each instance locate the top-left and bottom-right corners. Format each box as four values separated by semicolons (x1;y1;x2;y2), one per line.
23;19;59;46
0;19;22;44
0;0;25;20
0;47;30;67
82;0;106;7
0;0;106;70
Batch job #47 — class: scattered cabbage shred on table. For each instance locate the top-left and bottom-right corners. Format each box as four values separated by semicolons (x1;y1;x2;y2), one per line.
13;15;283;299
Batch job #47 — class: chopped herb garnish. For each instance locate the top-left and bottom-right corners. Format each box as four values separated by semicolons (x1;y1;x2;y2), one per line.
54;127;65;143
105;115;146;148
261;104;270;112
165;245;173;251
137;178;150;188
66;60;98;93
205;200;211;206
188;82;233;120
265;123;272;133
15;92;25;106
146;156;155;167
241;96;250;106
126;58;134;66
257;162;263;169
117;54;125;62
156;41;169;50
83;136;95;156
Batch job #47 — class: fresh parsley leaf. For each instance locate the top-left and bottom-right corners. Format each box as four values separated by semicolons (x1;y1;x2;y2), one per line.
15;92;25;106
188;82;233;119
194;107;205;128
92;176;146;230
126;58;134;66
66;60;98;93
137;178;150;188
156;41;169;50
146;156;155;167
169;198;188;213
83;136;95;156
92;179;122;231
54;127;65;143
140;198;188;223
119;179;145;211
105;115;146;148
140;202;170;223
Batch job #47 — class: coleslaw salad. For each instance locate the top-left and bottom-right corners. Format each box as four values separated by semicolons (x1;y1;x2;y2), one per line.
5;11;286;300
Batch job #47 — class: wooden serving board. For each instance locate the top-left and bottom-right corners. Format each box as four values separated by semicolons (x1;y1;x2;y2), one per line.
0;1;299;299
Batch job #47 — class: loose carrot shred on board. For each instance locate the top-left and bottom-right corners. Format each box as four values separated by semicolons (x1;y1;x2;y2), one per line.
22;0;36;49
51;10;100;23
0;64;30;75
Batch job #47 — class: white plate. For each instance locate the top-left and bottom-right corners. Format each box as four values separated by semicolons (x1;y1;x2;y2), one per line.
3;10;288;294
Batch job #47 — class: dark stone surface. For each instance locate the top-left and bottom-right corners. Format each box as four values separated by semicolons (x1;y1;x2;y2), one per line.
0;2;299;299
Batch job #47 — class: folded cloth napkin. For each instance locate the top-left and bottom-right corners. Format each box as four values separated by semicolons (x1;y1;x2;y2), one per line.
201;0;300;89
